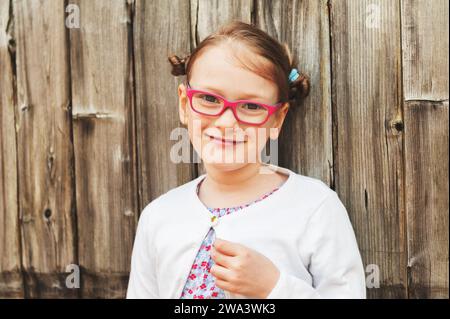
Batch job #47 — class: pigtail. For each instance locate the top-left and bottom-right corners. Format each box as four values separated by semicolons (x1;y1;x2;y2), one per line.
168;54;190;76
289;73;311;102
282;43;311;103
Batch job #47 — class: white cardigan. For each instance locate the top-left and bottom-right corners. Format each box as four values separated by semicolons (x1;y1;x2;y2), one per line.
126;164;366;299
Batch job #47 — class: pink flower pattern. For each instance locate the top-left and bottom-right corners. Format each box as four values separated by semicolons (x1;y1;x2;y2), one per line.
180;178;280;299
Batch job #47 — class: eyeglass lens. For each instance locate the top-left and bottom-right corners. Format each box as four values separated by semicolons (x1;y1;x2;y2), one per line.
191;92;269;124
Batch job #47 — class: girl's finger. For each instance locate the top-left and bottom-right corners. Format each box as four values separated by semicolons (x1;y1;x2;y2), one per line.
211;247;234;268
213;238;242;256
215;278;235;293
210;263;234;282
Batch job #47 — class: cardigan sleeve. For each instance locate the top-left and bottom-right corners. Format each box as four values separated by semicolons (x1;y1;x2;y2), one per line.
266;191;366;299
126;206;159;299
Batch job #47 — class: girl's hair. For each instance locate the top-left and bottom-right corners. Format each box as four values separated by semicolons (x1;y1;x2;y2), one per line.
168;21;310;106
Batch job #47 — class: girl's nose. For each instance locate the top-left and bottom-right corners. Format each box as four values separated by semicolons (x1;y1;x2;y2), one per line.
213;107;240;128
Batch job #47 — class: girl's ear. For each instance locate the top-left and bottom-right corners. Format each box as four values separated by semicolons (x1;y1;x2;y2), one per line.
178;83;188;125
269;102;290;140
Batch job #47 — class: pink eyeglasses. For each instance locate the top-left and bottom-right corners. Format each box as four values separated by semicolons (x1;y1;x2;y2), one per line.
185;81;283;126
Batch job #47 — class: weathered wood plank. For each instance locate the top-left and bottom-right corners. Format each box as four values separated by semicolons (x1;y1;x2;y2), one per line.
402;0;449;299
70;0;138;298
404;100;449;298
192;0;253;46
191;0;253;176
255;0;333;184
401;0;449;101
13;0;77;298
0;0;23;298
134;0;194;208
330;0;406;298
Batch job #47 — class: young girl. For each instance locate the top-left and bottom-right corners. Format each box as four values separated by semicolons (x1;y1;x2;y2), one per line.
126;21;366;299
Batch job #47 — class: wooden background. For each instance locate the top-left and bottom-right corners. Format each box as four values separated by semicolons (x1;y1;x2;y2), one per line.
0;0;448;299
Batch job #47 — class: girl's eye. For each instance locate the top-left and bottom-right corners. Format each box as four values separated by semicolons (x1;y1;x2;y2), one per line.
242;103;264;111
202;94;220;104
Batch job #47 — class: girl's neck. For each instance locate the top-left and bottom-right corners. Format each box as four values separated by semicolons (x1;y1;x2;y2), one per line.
198;162;287;209
202;162;263;193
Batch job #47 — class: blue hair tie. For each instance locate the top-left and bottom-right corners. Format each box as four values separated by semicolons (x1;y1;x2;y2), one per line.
288;68;300;83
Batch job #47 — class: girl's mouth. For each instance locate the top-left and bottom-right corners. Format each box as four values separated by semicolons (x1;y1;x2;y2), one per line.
206;134;246;146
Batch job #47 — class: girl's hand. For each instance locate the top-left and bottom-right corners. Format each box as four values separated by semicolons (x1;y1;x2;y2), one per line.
210;238;280;298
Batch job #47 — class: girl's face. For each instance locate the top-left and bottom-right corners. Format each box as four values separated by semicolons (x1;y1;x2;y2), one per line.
178;45;289;171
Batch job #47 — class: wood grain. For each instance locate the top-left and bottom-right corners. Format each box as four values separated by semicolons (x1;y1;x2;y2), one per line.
402;0;449;298
70;0;138;298
0;0;23;298
134;0;195;208
404;100;449;298
14;0;77;298
330;0;407;298
401;0;449;101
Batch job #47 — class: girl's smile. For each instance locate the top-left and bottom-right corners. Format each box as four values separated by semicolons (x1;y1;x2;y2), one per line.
205;132;247;147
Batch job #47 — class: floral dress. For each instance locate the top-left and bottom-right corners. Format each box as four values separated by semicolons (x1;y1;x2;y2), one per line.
180;177;281;299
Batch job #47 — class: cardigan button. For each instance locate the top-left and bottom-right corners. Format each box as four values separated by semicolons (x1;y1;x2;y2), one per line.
210;215;219;227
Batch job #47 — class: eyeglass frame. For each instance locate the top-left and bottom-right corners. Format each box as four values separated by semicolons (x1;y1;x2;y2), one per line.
184;81;284;126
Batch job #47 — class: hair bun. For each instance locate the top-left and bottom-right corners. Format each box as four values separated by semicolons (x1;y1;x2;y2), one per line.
168;54;189;76
289;72;311;102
